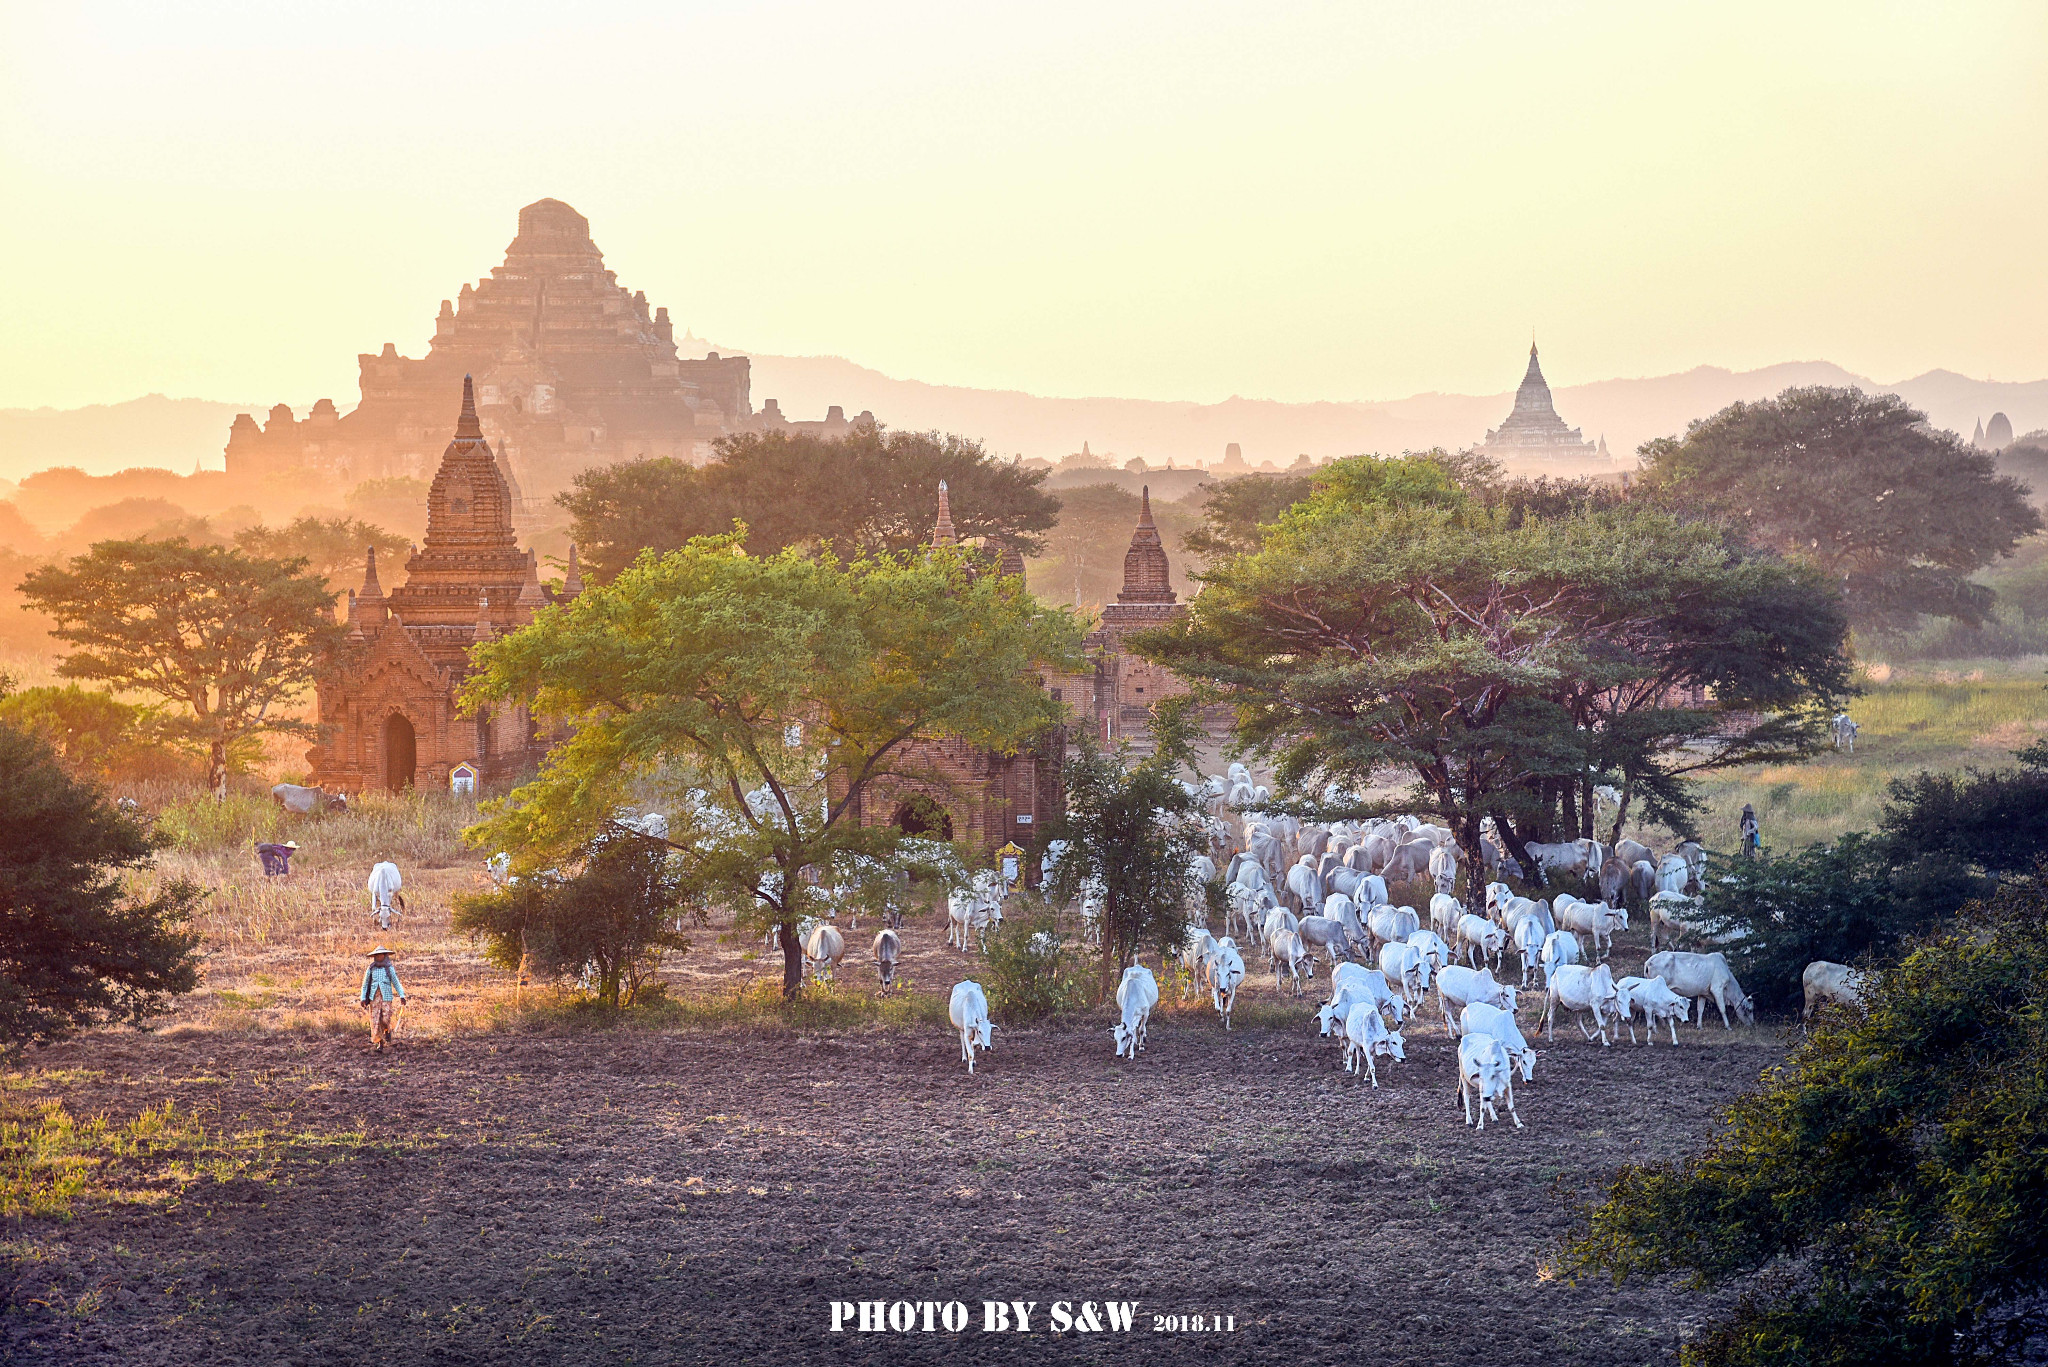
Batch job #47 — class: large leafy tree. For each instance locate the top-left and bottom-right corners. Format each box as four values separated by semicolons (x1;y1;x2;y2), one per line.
461;532;1082;996
19;538;345;798
561;426;1060;582
1180;472;1315;560
0;721;201;1050
235;516;410;599
1562;882;2048;1365
1143;456;1852;855
1640;387;2041;628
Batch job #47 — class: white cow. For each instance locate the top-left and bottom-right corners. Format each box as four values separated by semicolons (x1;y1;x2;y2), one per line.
1428;843;1460;896
1801;960;1866;1024
802;923;847;982
1455;913;1505;970
872;929;901;989
1648;890;1711;951
948;980;996;1073
1342;1002;1406;1087
1614;974;1691;1045
1210;941;1246;1029
1557;898;1628;958
1538;929;1581;987
1511;915;1547;986
1295;915;1351;968
1178;926;1220;998
1460;1001;1536;1082
1655;853;1691;897
1456;1033;1522;1130
1284;856;1324;915
1523;838;1598;884
1269;930;1312;997
1645;951;1754;1030
1434;965;1516;1036
945;888;977;950
1544;963;1620;1046
1407;928;1453;976
1112;965;1160;1059
1378;941;1429;1002
366;862;404;929
1429;893;1465;940
1366;904;1420;951
1381;838;1437;885
1831;712;1859;752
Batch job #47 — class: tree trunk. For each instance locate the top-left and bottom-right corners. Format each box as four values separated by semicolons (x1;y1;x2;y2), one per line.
1559;782;1577;843
208;738;228;803
1607;789;1632;848
1489;808;1534;887
1580;775;1597;841
780;921;803;999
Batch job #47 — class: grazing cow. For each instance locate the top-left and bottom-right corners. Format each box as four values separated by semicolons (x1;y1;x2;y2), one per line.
1381;838;1437;886
1429;893;1465;940
1342;1002;1407;1087
1379;941;1429;1002
1538;929;1581;987
1270;930;1313;997
1544;963;1620;1046
802;924;847;982
873;929;902;989
366;862;405;930
1407;928;1453;976
1177;925;1219;997
1459;1001;1536;1082
1615;837;1653;869
1645;951;1754;1030
1112;965;1160;1059
1210;942;1246;1029
1648;890;1711;951
1296;915;1351;968
1597;856;1628;907
1511;915;1547;986
1614;974;1691;1045
273;782;343;814
1522;838;1597;885
1428;843;1460;896
1455;913;1505;970
949;981;996;1073
945;888;977;950
1556;898;1628;959
1366;904;1420;952
1435;965;1516;1036
1801;960;1867;1024
1456;1033;1522;1130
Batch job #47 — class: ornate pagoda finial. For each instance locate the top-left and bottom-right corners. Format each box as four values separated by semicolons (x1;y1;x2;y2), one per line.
516;548;546;611
455;374;483;441
473;589;495;643
360;544;384;599
931;479;957;547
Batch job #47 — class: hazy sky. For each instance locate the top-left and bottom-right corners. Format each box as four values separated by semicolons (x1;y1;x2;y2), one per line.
1;1;2043;411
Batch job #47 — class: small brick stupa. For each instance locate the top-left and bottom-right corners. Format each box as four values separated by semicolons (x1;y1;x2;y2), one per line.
1084;486;1192;743
307;377;578;792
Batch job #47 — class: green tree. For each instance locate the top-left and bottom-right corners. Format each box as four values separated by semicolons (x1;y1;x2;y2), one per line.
1561;881;2048;1365
1046;704;1205;992
1143;456;1852;856
1879;741;2048;877
453;835;701;1009
461;532;1081;996
1640;387;2042;628
1180;472;1314;560
235;516;411;598
19;538;345;799
0;683;155;778
561;426;1060;582
0;721;202;1050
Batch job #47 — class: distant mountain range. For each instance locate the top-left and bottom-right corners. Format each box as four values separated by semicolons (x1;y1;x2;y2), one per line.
5;355;2046;484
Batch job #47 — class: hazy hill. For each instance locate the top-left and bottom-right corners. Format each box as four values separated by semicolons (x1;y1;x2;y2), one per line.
7;359;2048;484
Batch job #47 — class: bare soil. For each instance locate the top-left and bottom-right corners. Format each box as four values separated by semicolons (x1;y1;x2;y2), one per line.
4;943;1780;1367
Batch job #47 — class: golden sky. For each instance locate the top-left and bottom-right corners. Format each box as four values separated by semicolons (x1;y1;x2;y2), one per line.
1;1;2043;410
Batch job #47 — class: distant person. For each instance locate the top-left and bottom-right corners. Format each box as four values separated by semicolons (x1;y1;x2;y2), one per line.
1739;804;1761;859
359;947;406;1052
255;839;299;876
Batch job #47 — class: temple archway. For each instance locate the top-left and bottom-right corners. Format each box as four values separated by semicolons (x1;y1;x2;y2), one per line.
383;713;417;792
892;796;953;841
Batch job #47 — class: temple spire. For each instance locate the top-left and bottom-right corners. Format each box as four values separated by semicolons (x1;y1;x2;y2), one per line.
455;373;483;440
563;545;584;598
1115;485;1176;605
473;590;494;643
360;544;384;599
515;549;546;611
931;480;957;547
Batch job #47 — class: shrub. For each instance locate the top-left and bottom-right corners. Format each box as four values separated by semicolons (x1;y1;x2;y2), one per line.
978;908;1095;1021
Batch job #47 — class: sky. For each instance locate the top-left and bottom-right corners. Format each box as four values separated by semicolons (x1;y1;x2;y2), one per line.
1;0;2044;411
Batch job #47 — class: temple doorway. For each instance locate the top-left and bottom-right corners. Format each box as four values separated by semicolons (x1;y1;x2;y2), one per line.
892;796;953;841
384;713;417;792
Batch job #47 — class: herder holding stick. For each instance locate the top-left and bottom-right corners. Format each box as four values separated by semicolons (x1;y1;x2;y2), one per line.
359;946;406;1052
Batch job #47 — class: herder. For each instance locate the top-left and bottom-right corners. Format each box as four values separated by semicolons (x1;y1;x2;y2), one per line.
255;839;300;876
359;946;406;1051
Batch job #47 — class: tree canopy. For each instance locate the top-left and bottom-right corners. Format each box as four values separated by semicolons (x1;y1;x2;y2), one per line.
0;721;201;1050
461;532;1082;995
1143;455;1853;852
1640;387;2042;628
560;426;1061;582
1562;880;2048;1364
19;538;345;798
1180;472;1314;560
235;516;410;598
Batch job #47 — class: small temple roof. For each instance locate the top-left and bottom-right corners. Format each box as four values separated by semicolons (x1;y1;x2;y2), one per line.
1115;486;1177;605
563;544;584;597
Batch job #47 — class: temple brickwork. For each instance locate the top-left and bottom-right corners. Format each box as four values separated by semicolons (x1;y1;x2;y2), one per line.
1082;486;1193;743
225;199;870;503
307;378;579;792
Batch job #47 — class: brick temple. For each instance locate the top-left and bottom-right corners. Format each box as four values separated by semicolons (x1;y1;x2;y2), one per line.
1082;486;1193;743
225;199;871;502
306;378;576;792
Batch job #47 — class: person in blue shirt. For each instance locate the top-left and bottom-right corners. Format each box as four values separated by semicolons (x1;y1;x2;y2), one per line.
255;840;299;876
359;947;406;1051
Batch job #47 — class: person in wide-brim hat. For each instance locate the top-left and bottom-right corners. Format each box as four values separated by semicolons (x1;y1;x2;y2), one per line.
359;946;406;1051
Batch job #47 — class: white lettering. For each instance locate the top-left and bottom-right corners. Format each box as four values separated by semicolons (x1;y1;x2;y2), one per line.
858;1301;886;1332
1105;1301;1138;1332
1013;1300;1038;1331
1050;1301;1074;1332
1075;1301;1105;1332
888;1301;915;1332
829;1301;855;1332
920;1301;938;1332
984;1302;1011;1332
941;1301;968;1332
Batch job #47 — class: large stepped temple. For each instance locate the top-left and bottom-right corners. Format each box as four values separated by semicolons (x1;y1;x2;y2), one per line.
307;378;577;793
224;199;871;503
1472;343;1606;466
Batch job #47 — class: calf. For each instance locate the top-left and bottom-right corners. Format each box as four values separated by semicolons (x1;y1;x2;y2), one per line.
1645;950;1754;1030
1456;1033;1523;1130
1112;965;1160;1059
1544;963;1620;1046
872;929;901;989
1614;974;1691;1045
1342;1002;1407;1088
948;980;996;1073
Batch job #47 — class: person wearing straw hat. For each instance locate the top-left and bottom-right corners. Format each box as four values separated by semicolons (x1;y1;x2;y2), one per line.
359;947;406;1051
256;840;300;877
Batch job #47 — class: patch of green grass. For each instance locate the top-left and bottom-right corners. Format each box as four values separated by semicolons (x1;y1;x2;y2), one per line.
142;783;477;868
